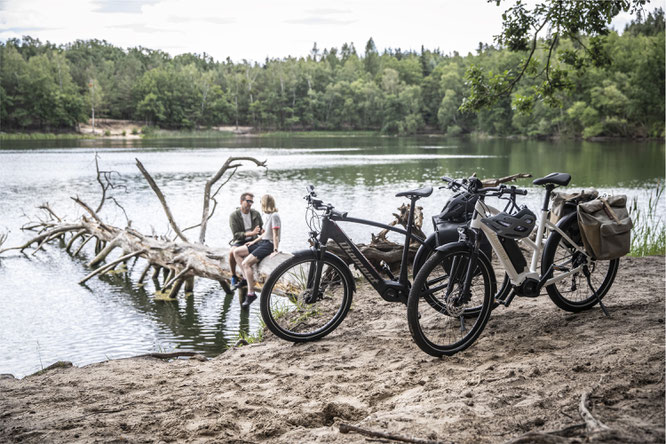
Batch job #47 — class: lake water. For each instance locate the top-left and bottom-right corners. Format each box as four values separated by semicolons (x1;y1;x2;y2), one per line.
0;135;663;377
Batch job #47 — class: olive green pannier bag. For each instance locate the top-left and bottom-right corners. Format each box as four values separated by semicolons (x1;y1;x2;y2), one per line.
550;189;598;224
577;195;633;260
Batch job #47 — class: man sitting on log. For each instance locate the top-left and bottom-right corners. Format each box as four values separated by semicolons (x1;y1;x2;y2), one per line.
229;192;263;288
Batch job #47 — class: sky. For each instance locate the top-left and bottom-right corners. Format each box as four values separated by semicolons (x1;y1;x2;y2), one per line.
0;0;662;63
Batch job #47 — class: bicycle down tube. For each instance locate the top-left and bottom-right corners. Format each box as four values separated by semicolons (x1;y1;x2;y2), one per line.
316;213;425;303
470;197;590;288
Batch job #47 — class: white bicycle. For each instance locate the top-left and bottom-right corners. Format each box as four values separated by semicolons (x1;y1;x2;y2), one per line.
407;172;619;357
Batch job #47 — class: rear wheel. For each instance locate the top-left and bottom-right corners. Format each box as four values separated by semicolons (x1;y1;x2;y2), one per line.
407;244;494;357
542;213;619;312
260;251;353;342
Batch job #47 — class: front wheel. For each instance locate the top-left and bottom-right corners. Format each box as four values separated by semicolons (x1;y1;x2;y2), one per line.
260;251;354;342
542;213;619;312
407;244;494;357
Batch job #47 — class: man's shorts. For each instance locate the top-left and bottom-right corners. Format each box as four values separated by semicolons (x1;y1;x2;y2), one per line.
248;239;273;261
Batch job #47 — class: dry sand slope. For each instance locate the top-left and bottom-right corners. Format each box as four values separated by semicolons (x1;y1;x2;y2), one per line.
1;256;664;443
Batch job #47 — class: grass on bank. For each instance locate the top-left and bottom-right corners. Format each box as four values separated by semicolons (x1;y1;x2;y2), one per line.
629;181;665;257
0;132;95;140
140;127;236;139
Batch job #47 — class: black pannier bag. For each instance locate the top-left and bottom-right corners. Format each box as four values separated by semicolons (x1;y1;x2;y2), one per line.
577;195;633;260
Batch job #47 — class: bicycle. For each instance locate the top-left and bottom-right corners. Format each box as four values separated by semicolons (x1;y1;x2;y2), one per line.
407;172;620;357
259;184;440;342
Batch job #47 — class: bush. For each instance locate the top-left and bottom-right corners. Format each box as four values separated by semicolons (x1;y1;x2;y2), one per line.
103;130;111;136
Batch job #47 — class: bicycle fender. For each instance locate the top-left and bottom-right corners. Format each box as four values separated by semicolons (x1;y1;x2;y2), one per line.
290;248;357;293
434;241;497;292
541;211;579;270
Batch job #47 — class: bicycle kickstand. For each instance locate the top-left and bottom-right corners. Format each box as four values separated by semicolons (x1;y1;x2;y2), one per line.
585;272;610;318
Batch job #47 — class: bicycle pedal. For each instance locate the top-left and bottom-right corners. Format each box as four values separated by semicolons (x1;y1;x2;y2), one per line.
379;260;396;280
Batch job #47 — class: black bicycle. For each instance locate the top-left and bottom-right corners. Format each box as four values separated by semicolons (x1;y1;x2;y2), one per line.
259;184;437;342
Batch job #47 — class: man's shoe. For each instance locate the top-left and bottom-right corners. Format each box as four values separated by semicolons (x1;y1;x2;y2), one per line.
232;278;247;290
242;293;257;308
230;276;239;287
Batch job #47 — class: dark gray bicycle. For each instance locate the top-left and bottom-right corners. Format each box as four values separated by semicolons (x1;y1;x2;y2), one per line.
260;184;446;342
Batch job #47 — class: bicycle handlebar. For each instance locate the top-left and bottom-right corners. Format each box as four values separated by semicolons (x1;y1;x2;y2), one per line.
305;185;348;217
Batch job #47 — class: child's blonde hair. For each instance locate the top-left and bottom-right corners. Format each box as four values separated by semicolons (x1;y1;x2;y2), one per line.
261;194;278;214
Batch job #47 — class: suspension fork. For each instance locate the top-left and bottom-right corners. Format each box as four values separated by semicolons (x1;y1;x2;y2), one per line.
306;234;327;303
460;228;481;300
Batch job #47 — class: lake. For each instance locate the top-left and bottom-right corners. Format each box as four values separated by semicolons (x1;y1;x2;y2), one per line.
0;135;663;378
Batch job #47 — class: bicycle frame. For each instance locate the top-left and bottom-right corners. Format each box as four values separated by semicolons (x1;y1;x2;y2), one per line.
314;213;425;304
470;197;590;288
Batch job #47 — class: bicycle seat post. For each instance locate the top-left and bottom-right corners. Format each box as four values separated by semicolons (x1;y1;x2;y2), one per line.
399;197;418;285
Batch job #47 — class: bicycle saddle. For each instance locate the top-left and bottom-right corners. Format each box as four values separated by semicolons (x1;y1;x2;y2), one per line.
395;186;433;199
533;172;571;186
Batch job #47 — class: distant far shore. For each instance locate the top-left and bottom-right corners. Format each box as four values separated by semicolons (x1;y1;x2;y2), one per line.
0;119;662;141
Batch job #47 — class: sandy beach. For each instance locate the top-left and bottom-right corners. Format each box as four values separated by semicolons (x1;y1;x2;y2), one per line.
1;255;664;443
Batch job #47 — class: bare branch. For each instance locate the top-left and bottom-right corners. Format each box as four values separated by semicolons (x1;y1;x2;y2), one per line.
74;235;94;256
95;154;107;213
339;423;443;444
135;158;189;243
38;203;62;222
480;173;532;187
163;265;193;289
108;197;131;226
79;249;146;285
503;18;548;96
198;156;267;244
0;224;84;255
579;378;610;432
72;196;109;230
65;230;86;252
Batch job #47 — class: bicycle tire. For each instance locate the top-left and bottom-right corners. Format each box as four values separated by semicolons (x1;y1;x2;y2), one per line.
407;243;495;357
259;251;354;342
542;212;619;312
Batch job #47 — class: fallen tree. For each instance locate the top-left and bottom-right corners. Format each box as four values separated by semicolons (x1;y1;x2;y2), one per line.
0;156;278;298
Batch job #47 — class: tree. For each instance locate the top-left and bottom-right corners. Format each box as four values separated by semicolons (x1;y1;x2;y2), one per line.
462;0;649;112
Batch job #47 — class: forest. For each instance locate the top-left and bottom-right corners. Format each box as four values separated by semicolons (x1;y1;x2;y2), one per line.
0;9;663;138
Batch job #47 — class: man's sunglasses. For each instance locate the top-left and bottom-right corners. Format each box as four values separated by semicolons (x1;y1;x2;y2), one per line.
245;199;254;204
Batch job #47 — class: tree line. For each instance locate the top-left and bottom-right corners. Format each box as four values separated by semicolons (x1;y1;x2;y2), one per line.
0;9;663;138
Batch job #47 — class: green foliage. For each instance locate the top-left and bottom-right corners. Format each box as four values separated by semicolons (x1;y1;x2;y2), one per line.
629;181;665;257
1;14;663;139
464;0;650;112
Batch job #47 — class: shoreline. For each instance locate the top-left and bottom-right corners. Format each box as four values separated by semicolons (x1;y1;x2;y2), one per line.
1;255;663;443
1;125;664;142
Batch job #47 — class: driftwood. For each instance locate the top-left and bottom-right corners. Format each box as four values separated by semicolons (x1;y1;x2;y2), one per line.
0;156;274;299
339;423;443;444
327;203;424;271
480;172;532;187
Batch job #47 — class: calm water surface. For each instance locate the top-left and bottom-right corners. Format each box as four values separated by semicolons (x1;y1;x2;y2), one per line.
0;136;663;377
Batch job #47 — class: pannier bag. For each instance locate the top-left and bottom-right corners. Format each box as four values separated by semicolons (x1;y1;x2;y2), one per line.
550;189;598;223
577;195;633;260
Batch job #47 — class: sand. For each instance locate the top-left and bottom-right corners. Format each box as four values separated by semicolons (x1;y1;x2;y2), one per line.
1;256;664;443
